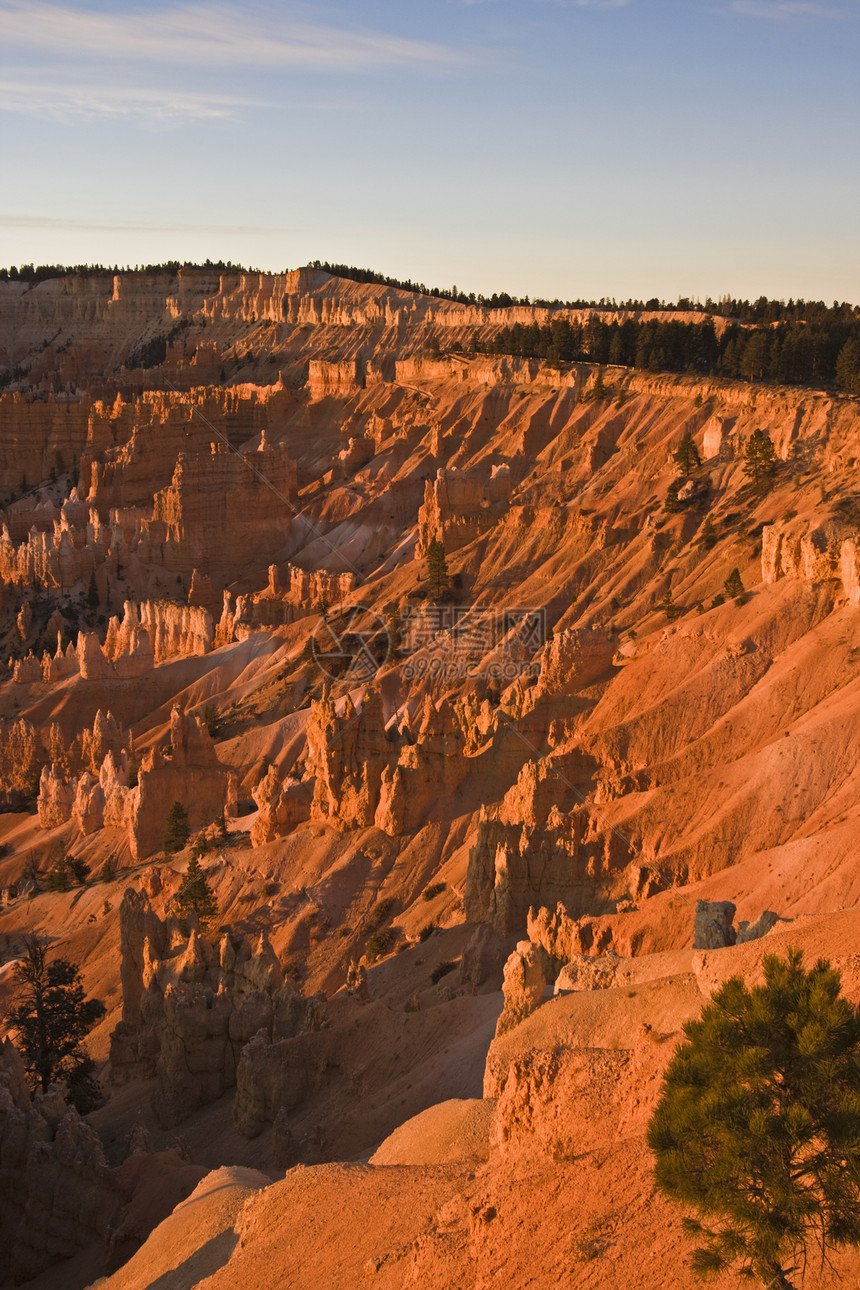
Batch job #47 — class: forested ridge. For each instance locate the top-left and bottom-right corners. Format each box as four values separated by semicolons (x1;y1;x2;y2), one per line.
471;310;860;395
2;261;857;393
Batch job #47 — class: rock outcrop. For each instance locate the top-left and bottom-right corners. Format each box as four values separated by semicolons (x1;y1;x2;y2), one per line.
35;704;233;858
692;899;737;949
146;437;297;588
526;626;617;707
494;941;548;1038
761;516;860;602
374;696;468;836
464;758;609;935
692;899;782;949
109;888;320;1129
306;690;392;830
0;717;42;805
417;464;511;555
37;761;76;827
250;766;313;845
130;705;234;859
0;1037;204;1284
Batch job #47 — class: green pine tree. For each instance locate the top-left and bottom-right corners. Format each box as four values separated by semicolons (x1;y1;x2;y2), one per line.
660;588;680;621
698;516;716;548
744;429;778;491
674;431;701;474
648;949;860;1289
664;480;682;514
426;534;450;600
175;856;217;929
724;567;745;599
8;935;106;1111
835;339;860;395
86;568;99;610
68;856;90;885
163;800;190;855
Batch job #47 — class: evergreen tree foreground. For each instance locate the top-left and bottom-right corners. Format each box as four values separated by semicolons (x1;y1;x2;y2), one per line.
648;948;860;1288
7;935;106;1112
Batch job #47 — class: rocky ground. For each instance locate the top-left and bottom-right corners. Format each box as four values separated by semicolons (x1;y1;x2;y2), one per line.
1;267;859;1288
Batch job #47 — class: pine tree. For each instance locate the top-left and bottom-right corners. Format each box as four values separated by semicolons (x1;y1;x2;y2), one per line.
648;949;860;1289
163;800;190;855
426;534;450;600
744;429;778;491
835;339;860;396
68;856;90;885
175;856;217;929
86;569;99;610
724;567;745;599
660;588;680;621
664;480;682;514
46;844;70;892
698;516;716;548
674;431;701;474
7;935;106;1111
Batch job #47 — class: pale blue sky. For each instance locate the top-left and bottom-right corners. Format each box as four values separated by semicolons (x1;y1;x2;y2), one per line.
1;0;858;301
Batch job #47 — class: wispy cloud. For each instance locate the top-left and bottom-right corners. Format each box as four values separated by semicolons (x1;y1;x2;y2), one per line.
729;0;857;18
0;2;463;70
0;77;267;122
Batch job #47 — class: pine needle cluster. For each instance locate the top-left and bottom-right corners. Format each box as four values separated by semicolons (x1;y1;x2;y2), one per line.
648;949;860;1288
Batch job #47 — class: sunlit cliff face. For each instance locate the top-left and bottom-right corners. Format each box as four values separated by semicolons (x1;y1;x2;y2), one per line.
1;269;860;1290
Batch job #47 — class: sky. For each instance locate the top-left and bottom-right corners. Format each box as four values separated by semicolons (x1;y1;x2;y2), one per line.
0;0;858;303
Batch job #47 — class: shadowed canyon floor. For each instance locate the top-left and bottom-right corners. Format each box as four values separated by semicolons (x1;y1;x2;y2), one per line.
1;268;860;1288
